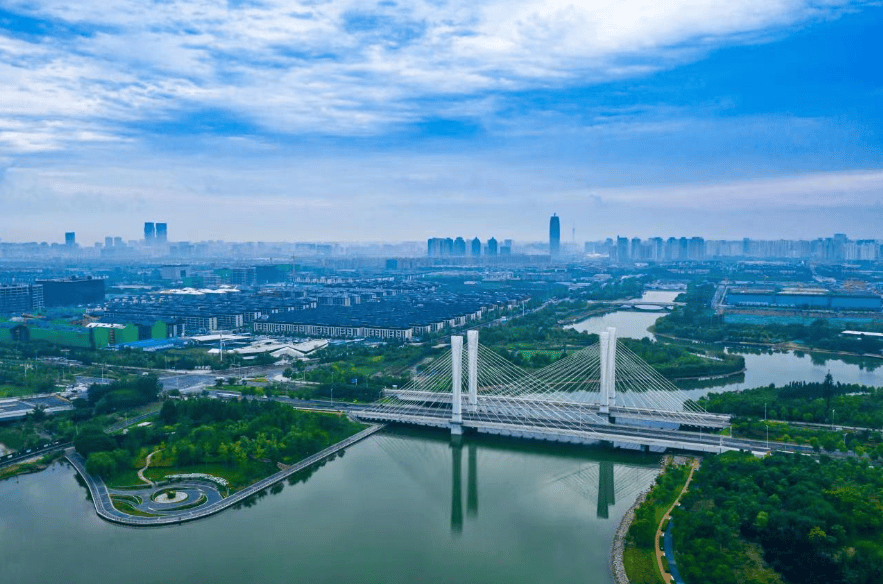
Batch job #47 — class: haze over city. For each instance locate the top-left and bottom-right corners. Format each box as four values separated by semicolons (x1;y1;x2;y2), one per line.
1;1;882;243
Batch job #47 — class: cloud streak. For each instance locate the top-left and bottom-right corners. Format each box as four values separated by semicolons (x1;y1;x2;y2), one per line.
0;0;867;151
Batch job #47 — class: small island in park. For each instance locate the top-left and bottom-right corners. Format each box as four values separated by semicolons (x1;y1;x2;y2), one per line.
74;397;366;519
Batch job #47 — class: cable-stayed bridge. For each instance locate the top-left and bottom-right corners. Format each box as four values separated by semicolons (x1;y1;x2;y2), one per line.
353;328;757;455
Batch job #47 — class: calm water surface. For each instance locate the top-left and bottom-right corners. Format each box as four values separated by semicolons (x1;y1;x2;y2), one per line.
568;291;678;340
569;290;883;393
0;429;660;584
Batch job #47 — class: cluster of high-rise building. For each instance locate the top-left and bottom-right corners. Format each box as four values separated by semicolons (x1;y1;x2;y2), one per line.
593;233;883;263
598;236;707;262
144;222;168;244
426;237;512;257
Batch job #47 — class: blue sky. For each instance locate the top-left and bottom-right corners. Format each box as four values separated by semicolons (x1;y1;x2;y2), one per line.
0;0;882;243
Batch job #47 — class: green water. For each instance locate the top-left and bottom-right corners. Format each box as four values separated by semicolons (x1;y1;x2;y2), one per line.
0;428;661;584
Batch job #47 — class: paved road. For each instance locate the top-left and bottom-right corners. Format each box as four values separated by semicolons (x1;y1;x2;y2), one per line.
0;441;69;470
66;424;384;526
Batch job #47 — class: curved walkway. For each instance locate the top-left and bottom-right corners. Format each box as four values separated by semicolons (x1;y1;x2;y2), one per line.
655;459;699;584
137;450;161;487
66;424;384;526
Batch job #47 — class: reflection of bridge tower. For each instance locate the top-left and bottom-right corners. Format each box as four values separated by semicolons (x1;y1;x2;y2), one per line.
596;460;616;519
451;441;463;534
467;443;478;518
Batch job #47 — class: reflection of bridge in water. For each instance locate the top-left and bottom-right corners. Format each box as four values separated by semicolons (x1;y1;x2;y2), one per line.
354;328;755;455
375;431;660;534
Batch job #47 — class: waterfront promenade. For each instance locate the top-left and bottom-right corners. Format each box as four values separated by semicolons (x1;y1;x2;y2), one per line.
66;424;384;526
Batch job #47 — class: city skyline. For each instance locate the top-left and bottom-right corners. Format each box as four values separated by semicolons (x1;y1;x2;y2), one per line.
0;2;881;242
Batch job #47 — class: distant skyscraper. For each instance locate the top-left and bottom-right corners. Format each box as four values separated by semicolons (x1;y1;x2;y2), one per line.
631;237;642;260
144;222;156;242
471;237;481;257
155;222;168;243
64;232;76;247
453;237;466;256
427;237;443;257
104;236;113;248
549;214;560;256
487;237;498;256
616;236;629;262
113;237;124;247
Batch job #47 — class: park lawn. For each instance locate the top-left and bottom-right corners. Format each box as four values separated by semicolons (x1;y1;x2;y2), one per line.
110;497;158;517
0;384;35;398
143;461;276;491
104;467;147;488
623;546;663;584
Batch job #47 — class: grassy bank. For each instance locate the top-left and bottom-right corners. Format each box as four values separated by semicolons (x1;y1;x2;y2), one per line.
623;460;692;584
0;451;64;482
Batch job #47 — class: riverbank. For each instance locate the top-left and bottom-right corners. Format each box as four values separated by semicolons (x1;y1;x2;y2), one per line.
654;332;883;362
611;490;649;584
614;457;694;584
610;456;669;584
0;451;64;482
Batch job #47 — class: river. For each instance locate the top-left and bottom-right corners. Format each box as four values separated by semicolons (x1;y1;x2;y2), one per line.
567;291;679;341
0;428;661;584
568;291;883;394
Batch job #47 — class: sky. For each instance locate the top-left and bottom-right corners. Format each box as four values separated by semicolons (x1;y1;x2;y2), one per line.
0;0;882;244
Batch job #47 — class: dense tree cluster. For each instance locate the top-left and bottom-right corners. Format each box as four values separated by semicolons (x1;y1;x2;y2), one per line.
622;338;745;379
698;375;883;428
674;452;883;584
88;374;161;413
77;398;362;483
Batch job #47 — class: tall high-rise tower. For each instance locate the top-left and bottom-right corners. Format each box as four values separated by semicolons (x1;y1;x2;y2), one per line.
549;214;561;256
155;222;168;243
144;222;156;243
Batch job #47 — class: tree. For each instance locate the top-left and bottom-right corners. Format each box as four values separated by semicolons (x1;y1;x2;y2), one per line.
823;371;835;414
159;400;178;425
74;427;117;457
85;451;117;477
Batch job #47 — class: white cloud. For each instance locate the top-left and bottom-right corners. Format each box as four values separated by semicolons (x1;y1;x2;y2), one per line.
0;0;865;151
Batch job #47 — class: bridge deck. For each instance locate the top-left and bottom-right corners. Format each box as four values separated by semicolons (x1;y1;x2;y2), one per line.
353;408;794;456
382;390;730;429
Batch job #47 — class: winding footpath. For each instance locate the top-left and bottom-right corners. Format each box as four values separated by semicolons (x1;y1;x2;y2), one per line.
137;450;161;487
66;424;384;526
655;459;700;584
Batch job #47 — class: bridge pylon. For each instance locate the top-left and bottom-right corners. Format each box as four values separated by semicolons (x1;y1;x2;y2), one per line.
599;327;617;422
450;335;464;435
467;330;478;413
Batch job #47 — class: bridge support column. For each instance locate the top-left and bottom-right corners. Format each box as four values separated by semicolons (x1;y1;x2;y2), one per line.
451;335;464;435
467;330;478;413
